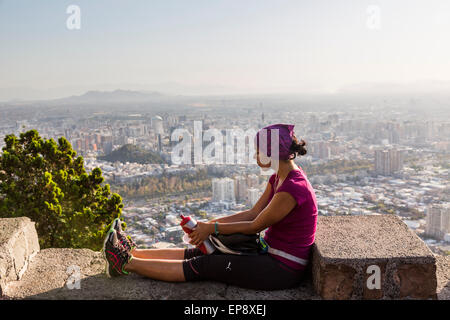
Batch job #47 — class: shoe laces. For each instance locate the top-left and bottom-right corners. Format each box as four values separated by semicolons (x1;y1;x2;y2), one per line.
112;239;130;263
126;234;137;247
116;230;128;247
118;229;136;247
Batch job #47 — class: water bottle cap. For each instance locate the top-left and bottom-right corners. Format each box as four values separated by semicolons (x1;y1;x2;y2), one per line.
180;214;190;225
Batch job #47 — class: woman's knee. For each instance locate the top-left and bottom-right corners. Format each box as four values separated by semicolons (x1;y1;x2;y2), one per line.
184;248;204;260
131;247;186;260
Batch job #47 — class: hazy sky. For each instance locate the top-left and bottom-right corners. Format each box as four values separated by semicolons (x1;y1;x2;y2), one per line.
1;0;450;98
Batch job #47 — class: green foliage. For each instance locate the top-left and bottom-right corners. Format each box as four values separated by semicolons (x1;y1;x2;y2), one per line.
198;210;208;219
112;168;211;199
0;130;123;250
98;144;166;164
410;163;424;172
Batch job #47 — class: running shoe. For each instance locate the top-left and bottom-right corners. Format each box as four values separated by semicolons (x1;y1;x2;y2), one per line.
111;218;137;252
103;229;132;277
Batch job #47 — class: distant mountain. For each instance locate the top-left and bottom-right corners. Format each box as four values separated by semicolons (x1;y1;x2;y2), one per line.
50;89;166;105
98;144;166;164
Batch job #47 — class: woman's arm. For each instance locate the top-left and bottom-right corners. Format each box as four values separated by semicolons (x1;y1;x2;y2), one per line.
209;182;273;224
208;210;254;224
189;191;297;246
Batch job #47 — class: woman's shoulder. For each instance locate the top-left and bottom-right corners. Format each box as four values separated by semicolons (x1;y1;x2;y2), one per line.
287;168;306;182
277;170;314;206
269;168;306;187
268;173;277;185
281;170;311;194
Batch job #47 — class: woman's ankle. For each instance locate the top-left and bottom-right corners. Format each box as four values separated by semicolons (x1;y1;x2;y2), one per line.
123;257;134;273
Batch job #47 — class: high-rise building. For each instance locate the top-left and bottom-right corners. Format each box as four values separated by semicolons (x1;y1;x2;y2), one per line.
234;176;248;202
374;148;404;176
388;129;400;144
94;133;102;145
166;114;179;128
151;115;164;135
425;204;450;240
312;141;331;159
212;178;235;203
101;136;113;155
157;134;162;152
247;188;260;207
247;174;259;188
224;178;236;202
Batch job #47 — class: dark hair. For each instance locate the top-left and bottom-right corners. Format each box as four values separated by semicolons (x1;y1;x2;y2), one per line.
289;135;307;159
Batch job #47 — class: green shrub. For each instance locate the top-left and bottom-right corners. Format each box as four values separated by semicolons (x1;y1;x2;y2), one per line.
0;130;123;250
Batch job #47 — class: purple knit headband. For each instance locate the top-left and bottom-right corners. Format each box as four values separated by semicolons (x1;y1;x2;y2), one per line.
255;124;295;160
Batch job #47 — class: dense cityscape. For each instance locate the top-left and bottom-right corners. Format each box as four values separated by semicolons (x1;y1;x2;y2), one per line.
0;91;449;255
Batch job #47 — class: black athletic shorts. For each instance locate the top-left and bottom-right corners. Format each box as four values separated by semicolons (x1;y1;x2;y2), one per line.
182;248;305;290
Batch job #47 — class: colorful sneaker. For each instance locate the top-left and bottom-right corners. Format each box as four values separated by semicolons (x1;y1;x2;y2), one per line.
111;218;137;252
103;229;132;277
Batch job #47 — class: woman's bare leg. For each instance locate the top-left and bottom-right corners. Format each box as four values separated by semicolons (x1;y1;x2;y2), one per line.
124;257;185;282
130;248;186;260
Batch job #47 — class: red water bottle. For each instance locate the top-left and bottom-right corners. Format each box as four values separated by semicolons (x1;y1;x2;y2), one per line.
180;214;216;254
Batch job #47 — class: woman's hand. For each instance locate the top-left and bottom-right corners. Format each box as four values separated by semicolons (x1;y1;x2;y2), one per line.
188;221;214;247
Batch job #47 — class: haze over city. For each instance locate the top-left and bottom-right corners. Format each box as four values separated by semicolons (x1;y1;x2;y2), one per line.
1;0;450;100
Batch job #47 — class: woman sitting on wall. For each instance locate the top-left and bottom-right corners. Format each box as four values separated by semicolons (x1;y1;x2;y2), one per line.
103;123;318;290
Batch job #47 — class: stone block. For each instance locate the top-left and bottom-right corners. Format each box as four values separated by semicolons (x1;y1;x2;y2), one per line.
0;217;40;295
312;215;437;300
393;263;437;299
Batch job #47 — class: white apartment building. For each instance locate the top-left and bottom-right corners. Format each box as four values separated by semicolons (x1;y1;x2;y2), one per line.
374;147;404;176
425;203;450;240
151;115;164;135
234;176;248;202
247;174;259;188
212;178;236;203
247;188;261;207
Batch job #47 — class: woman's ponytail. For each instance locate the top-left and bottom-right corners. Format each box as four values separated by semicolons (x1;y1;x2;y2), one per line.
289;136;307;159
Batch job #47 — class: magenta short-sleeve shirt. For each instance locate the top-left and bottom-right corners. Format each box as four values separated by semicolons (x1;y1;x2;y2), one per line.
263;167;318;270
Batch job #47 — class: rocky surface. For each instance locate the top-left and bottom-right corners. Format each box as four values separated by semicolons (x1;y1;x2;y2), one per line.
0;217;39;296
315;215;434;260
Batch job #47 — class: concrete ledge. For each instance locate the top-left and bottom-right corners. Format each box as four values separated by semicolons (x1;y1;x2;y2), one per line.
0;217;40;295
4;248;319;300
312;215;438;299
1;216;447;300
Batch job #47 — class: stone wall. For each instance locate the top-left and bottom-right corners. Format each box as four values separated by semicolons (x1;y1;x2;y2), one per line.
0;216;447;300
0;217;40;296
